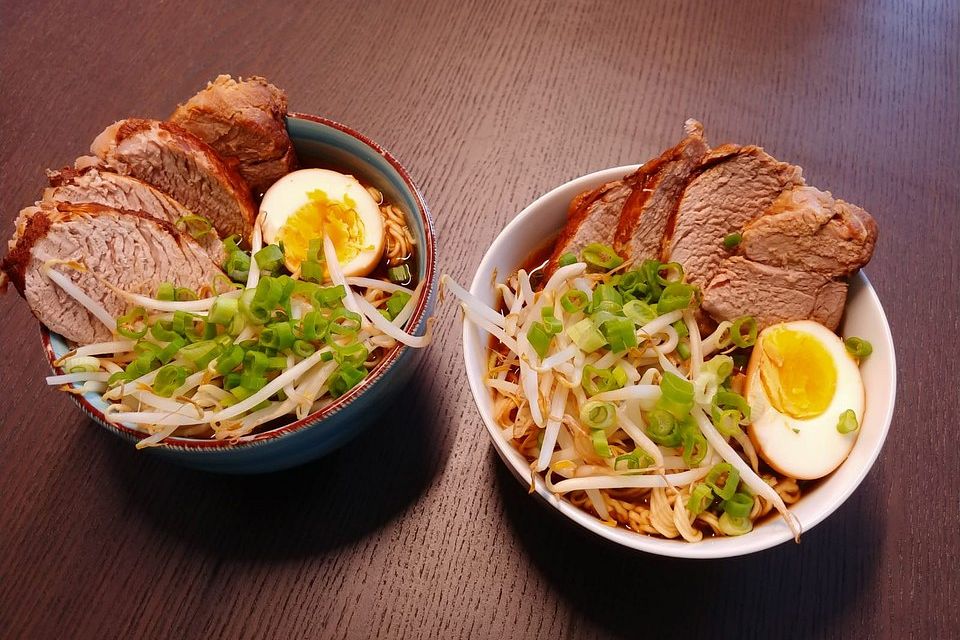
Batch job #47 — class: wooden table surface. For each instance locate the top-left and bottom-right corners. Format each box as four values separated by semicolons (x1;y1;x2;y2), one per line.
1;1;958;638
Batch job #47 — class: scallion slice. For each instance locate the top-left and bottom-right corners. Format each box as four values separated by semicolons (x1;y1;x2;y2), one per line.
722;492;753;518
705;462;740;501
580;400;616;431
731;316;758;348
837;409;859;434
567;318;606;353
581;243;624;272
844;336;873;359
687;483;714;515
387;263;412;284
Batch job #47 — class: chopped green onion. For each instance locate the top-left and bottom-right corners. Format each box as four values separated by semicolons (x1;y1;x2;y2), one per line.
314;285;347;308
681;423;708;466
116;307;148;339
592;283;623;312
387;263;412;284
702;355;734;383
63;355;100;373
300;311;330;341
657;282;697;314
656;262;684;285
713;408;743;438
622;300;657;325
385;291;412;320
645;409;681;447
300;260;325;283
208;296;239;326
640;260;663;299
527;322;553;358
177;214;214;240
330;340;369;366
731;316;758;348
672;319;689;339
722;492;754;518
723;233;742;249
590;428;612;458
600;317;637;353
616;270;644;295
254;244;285;275
179;339;220;368
244;350;268;374
540;307;562;335
581;365;624;397
292;339;316;358
150;320;179;343
676;341;691;360
306;238;324;264
153;364;187;397
711;390;751;423
580;400;616;431
718;512;753;536
844;336;873;359
224;250;251;282
581;242;624;272
657;371;695;418
687;483;714;516
156;337;186;364
239;370;267;392
837;409;859;434
614;449;654;471
329;364;366;397
156;282;175;301
567;318;607;353
175;287;198;301
215;345;244;374
266;356;288;370
260;322;296;350
705;462;740;500
560;290;589;313
327;307;362;336
557;252;577;268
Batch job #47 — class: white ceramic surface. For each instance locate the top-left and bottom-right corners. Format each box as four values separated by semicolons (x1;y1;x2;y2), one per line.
462;166;897;559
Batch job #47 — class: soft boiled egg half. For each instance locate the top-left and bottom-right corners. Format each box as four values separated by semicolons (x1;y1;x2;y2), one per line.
259;168;385;277
745;320;865;480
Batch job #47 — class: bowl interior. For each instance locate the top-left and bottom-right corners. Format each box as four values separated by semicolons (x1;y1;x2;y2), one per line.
462;165;896;559
46;113;436;449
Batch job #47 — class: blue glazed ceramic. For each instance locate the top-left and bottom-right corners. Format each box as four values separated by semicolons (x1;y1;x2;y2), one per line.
41;113;437;473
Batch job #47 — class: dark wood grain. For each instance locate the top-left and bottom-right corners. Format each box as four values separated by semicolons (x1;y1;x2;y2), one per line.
1;1;958;638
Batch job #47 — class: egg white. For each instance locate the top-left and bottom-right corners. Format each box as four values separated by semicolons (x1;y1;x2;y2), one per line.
259;168;385;277
746;320;865;480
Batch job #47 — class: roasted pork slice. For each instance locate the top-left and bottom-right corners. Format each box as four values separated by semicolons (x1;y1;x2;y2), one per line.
89;118;256;241
614;120;710;262
666;145;804;289
738;186;877;278
171;75;297;196
545;179;632;276
45;167;224;263
702;256;848;331
1;202;225;344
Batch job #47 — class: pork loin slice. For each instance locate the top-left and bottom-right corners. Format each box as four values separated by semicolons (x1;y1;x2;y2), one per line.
614;120;710;262
666;145;804;288
738;186;877;278
545;180;632;276
90;118;256;241
170;75;297;196
702;256;848;331
45;167;225;264
1;202;225;344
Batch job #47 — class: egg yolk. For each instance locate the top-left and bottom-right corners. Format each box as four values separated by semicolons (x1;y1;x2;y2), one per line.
277;189;369;270
758;327;837;419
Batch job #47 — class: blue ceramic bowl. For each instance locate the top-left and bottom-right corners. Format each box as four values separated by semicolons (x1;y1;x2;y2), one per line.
41;113;437;473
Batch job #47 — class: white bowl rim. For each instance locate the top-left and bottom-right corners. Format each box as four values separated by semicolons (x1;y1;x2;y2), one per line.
462;165;897;559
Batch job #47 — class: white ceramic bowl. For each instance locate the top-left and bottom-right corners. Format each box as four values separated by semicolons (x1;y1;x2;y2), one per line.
462;165;897;559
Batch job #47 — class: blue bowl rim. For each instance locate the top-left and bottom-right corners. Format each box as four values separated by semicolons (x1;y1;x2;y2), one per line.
40;112;438;452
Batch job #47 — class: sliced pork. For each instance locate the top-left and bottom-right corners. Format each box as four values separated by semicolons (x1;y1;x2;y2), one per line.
614;120;709;262
89;118;256;240
45;167;224;263
738;186;877;278
702;256;848;331
545;179;632;276
666;145;804;289
170;75;297;196
1;202;224;344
